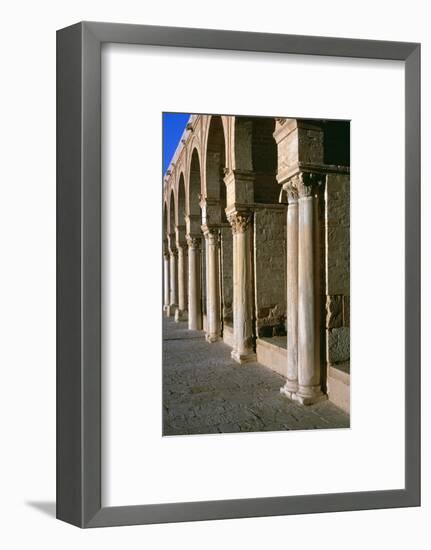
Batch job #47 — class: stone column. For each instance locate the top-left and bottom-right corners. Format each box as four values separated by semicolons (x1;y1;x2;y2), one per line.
296;174;325;404
228;211;256;363
187;235;202;330
163;252;170;314
175;244;188;322
280;183;299;398
169;248;178;317
203;227;221;342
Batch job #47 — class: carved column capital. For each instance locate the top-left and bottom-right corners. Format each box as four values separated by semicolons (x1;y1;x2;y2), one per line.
186;235;202;250
201;225;220;245
227;211;253;234
294;171;325;199
167;232;177;254
282;181;299;204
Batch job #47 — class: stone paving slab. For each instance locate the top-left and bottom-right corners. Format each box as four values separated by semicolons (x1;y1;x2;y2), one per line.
163;317;350;436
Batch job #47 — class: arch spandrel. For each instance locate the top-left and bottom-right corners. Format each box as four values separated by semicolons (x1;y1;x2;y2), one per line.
201;115;229;226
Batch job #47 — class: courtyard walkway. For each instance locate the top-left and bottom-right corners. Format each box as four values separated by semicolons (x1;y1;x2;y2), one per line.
163;317;349;436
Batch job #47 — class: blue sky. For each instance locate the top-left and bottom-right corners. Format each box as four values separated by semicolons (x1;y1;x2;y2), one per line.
163;112;191;174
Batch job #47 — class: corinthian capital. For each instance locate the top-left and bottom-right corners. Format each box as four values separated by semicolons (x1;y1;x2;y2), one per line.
282;181;299;204
294;172;325;199
201;225;220;246
186;235;201;250
227;211;253;234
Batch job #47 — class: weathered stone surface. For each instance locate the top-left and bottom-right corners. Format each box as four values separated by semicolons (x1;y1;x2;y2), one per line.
325;173;350;296
163;318;349;436
328;365;350;413
326;174;350;225
273;119;299;183
256;337;287;377
220;226;233;325
326;295;343;328
343;294;350;327
298;124;324;165
327;327;350;364
326;228;350;296
254;207;286;337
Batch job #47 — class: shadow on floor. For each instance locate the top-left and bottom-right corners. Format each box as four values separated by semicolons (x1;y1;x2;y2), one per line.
26;501;56;518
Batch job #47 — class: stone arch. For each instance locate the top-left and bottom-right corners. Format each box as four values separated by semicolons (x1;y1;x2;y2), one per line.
162;199;170;312
188;147;202;220
168;188;175;236
163;200;168;245
202;116;232;338
177;172;186;227
174;172;188;319
182;145;204;331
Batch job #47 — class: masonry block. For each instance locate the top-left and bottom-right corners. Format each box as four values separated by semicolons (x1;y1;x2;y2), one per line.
327;327;350;364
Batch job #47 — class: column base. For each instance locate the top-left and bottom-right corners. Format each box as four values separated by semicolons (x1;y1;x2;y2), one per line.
205;333;220;343
166;305;177;317
295;386;327;406
175;309;188;322
231;350;257;364
280;381;298;401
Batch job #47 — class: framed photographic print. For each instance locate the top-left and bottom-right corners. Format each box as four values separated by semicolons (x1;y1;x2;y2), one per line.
57;21;420;527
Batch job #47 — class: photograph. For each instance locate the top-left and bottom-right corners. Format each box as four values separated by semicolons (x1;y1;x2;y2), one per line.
162;113;351;436
0;0;425;541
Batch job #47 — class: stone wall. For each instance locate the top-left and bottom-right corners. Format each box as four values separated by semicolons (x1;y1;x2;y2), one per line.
253;207;287;338
220;226;233;327
325;173;350;372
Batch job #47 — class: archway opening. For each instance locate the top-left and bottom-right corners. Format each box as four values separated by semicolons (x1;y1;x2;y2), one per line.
187;148;204;328
177;173;186;231
189;149;201;220
205;116;231;333
163;201;168;245
205;116;227;223
169;190;175;238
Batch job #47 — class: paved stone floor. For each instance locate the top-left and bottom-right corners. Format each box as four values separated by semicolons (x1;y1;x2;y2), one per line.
163;317;350;436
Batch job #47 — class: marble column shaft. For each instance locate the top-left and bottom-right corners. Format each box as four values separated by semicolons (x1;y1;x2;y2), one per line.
187;236;202;330
175;244;188;321
169;249;178;314
229;211;256;363
203;228;221;342
296;176;325;404
281;185;299;397
163;253;170;313
279;173;325;405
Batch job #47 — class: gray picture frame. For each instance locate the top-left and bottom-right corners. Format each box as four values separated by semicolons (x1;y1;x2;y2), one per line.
57;21;421;528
